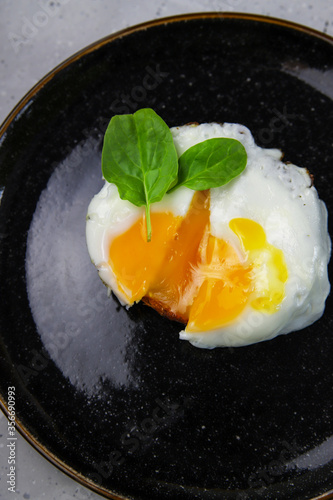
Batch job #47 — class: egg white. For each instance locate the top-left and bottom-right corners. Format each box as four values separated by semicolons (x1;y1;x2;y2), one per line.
86;122;331;348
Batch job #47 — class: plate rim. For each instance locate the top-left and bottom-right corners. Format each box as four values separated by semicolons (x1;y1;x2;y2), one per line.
1;11;333;500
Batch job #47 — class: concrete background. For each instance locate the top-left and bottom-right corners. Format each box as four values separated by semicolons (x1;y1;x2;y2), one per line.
0;1;332;499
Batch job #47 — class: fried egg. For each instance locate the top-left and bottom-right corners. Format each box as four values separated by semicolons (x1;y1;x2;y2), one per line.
86;122;331;348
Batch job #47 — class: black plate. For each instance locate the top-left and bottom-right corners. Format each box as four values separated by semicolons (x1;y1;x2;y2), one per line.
0;13;333;500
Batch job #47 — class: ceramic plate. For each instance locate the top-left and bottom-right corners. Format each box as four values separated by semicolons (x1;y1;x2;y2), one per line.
0;13;333;500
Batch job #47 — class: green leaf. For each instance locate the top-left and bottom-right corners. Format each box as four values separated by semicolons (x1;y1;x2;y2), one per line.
170;137;247;192
102;108;178;241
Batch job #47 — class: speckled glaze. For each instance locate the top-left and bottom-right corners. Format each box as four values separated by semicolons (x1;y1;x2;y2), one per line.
0;13;333;500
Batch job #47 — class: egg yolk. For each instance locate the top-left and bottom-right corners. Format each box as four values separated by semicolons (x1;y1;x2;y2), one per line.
187;234;253;331
229;218;288;314
107;212;181;304
108;192;288;331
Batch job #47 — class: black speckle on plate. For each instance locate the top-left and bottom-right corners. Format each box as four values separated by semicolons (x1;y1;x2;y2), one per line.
0;13;333;500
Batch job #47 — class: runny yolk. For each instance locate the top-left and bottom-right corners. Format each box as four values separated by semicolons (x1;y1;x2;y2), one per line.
186;234;253;331
186;218;288;332
229;218;288;314
108;193;288;332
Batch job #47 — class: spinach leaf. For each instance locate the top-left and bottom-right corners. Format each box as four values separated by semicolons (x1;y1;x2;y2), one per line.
102;108;178;241
170;137;247;192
